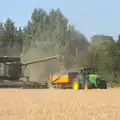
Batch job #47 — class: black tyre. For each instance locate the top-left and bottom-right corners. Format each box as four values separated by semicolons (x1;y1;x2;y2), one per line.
87;80;93;89
103;80;107;89
98;79;107;89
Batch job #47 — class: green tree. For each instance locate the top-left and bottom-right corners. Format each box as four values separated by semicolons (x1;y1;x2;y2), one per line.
90;34;117;81
4;18;17;45
15;27;23;52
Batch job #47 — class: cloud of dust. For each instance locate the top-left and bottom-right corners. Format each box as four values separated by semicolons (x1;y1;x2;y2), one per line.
0;43;21;56
21;47;61;83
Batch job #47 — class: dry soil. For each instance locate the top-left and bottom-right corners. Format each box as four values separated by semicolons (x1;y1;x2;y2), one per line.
0;88;120;120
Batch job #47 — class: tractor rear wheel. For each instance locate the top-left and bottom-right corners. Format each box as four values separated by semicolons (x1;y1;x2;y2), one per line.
87;80;93;89
72;78;80;90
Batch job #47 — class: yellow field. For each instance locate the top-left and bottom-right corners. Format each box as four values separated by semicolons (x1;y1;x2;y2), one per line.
0;88;120;120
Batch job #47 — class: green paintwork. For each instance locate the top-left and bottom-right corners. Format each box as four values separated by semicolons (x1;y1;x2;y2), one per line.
89;74;98;87
80;79;84;88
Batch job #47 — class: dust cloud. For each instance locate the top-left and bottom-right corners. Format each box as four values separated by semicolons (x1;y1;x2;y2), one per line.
21;47;61;82
0;43;21;57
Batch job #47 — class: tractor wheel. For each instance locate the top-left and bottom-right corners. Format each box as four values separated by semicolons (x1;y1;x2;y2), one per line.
87;80;93;89
72;78;80;90
98;79;107;89
102;80;107;89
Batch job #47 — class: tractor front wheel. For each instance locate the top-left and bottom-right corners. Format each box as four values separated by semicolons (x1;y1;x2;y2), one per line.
72;78;80;90
98;79;107;89
102;80;107;89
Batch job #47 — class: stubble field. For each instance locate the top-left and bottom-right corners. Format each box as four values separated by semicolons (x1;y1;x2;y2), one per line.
0;88;120;120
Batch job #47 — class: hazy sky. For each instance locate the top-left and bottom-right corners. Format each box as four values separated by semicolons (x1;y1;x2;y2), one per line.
0;0;119;40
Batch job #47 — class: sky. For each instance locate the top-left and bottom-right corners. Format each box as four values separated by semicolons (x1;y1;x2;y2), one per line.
0;0;120;40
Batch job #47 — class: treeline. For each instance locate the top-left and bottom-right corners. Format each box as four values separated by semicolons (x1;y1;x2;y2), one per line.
0;8;120;83
0;19;23;56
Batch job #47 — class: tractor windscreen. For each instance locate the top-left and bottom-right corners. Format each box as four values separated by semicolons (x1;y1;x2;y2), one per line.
84;68;95;75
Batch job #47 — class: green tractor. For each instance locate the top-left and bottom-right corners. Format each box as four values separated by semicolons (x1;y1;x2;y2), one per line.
72;67;107;90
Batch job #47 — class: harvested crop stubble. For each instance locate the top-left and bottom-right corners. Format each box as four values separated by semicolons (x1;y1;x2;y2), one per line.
0;88;120;120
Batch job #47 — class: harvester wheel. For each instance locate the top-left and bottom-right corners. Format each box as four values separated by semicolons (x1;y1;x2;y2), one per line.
72;78;80;90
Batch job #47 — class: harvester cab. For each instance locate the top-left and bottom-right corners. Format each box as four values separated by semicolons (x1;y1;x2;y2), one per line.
72;67;107;90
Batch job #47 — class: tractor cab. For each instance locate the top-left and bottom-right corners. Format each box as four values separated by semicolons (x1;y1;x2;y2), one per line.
78;67;95;75
77;67;96;81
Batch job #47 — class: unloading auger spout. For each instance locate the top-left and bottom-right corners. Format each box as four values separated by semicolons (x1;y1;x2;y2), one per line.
22;55;60;66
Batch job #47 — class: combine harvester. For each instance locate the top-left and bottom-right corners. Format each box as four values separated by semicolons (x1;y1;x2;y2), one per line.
0;55;59;88
50;65;107;90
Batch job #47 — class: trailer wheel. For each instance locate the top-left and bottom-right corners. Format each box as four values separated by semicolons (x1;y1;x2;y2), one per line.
72;78;80;90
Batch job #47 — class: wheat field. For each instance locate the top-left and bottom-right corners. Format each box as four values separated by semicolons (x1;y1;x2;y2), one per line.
0;88;120;120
